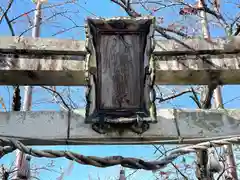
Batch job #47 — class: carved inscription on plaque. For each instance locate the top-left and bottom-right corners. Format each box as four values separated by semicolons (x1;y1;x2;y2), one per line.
99;35;141;109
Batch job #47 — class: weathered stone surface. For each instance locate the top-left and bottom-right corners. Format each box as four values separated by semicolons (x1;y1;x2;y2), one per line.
0;53;86;85
1;36;240;85
1;109;240;145
155;54;240;84
0;36;86;54
2;36;239;54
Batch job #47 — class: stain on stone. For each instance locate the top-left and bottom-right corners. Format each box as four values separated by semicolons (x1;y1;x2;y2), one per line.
66;71;73;78
179;111;224;132
36;62;42;71
0;54;10;68
12;53;18;58
24;71;39;80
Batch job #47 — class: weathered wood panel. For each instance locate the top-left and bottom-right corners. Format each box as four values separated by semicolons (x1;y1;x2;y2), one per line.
99;35;141;109
85;17;154;122
1;109;240;145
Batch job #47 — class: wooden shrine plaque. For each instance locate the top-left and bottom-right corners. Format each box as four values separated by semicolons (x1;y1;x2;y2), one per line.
99;34;141;109
85;17;155;122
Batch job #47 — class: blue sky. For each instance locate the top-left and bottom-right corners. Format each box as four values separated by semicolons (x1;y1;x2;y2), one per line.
1;0;240;179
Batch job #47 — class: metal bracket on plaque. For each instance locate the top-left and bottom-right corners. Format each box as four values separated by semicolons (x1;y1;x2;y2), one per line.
84;16;156;134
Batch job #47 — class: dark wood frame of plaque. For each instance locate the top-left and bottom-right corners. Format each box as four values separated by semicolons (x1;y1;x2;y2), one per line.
84;17;155;124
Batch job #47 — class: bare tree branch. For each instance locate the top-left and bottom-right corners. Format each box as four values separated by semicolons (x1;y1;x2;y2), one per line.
111;0;191;38
18;10;74;37
51;25;84;36
234;23;240;36
41;86;71;111
0;6;15;36
156;90;193;103
9;0;76;23
0;0;15;36
0;0;13;24
152;144;188;179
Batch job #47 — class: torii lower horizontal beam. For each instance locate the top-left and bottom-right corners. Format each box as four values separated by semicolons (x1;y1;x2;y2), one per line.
1;36;240;85
1;109;240;145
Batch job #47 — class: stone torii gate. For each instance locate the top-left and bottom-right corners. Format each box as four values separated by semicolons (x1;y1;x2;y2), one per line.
0;17;240;146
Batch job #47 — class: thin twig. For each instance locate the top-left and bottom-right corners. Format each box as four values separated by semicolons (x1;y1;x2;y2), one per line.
52;25;84;36
153;144;188;179
41;86;70;111
9;0;76;23
18;10;71;37
156;90;192;103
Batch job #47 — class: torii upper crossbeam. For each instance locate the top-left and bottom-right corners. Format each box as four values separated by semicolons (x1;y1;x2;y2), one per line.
1;36;240;85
